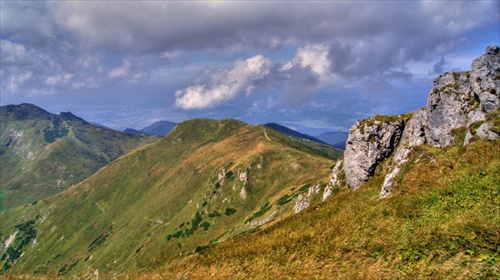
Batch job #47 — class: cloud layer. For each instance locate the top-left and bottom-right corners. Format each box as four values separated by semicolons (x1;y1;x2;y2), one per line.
1;1;498;131
2;1;497;97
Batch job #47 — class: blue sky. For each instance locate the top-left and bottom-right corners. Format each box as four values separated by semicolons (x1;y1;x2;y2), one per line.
1;1;499;134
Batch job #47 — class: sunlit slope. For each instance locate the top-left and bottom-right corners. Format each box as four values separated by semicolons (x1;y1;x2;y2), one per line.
157;139;500;280
0;118;340;276
0;104;159;209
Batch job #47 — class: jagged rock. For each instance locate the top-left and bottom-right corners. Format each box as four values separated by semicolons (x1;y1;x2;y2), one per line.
240;185;247;200
294;194;310;213
470;45;500;113
217;168;226;181
467;108;486;126
340;46;499;198
239;169;248;182
343;116;403;189
294;183;321;213
425;72;470;147
380;108;427;198
464;130;474;145
323;159;342;201
476;122;500;141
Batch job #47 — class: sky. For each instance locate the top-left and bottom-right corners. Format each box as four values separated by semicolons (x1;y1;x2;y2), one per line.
1;0;499;135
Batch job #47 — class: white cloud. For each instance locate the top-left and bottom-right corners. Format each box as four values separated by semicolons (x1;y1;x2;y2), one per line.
45;73;73;86
175;55;271;109
282;44;331;78
108;60;131;78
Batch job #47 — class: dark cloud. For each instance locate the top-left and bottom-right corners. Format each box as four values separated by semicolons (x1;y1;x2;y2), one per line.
2;1;497;96
1;0;498;132
430;57;450;75
44;1;497;56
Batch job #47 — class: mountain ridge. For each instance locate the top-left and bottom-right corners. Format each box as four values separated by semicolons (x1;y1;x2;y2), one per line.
0;103;160;209
123;120;177;136
264;123;331;146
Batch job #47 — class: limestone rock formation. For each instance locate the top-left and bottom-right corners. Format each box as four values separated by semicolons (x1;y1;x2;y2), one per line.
425;72;471;147
343;116;403;190
470;45;500;113
327;45;499;199
323;159;342;201
294;183;321;213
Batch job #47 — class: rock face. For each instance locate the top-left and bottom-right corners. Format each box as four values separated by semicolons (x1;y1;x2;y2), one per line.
470;45;500;113
379;108;427;198
343;116;403;190
330;45;500;198
425;72;471;147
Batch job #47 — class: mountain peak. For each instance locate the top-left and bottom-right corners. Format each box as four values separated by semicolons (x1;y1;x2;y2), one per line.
59;111;87;123
264;123;330;146
0;103;52;120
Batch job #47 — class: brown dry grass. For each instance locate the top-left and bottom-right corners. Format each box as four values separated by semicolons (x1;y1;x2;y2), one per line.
140;140;500;280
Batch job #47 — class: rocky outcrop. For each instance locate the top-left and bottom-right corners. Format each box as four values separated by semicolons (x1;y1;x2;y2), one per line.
328;45;499;198
470;45;500;113
425;72;471;147
294;183;321;213
323;159;342;201
380;108;427;198
343;116;404;190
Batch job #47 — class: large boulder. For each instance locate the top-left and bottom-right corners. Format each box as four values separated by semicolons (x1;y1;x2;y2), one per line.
343;116;404;190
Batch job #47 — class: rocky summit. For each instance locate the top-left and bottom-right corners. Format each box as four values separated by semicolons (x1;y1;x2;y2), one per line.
328;45;499;199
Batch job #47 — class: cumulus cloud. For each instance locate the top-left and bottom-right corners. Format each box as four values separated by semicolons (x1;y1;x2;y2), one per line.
176;44;342;108
281;44;331;78
175;55;271;109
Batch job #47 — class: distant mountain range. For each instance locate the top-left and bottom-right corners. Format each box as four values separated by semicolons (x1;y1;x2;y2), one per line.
0;103;160;209
264;122;348;149
123;120;177;136
315;131;349;149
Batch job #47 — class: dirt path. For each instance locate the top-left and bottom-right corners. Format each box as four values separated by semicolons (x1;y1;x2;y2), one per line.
262;129;272;141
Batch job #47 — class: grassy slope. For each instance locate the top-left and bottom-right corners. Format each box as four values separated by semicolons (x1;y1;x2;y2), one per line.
151;139;500;280
0;104;159;209
0;119;340;277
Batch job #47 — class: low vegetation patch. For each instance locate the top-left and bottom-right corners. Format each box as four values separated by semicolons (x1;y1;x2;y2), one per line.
224;208;237;216
1;220;37;272
88;225;113;252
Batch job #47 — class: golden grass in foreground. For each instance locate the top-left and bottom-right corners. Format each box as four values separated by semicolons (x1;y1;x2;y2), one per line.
137;140;500;280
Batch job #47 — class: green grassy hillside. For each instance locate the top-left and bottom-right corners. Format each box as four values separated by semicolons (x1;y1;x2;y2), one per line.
150;139;499;279
0;104;160;210
0;118;341;277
